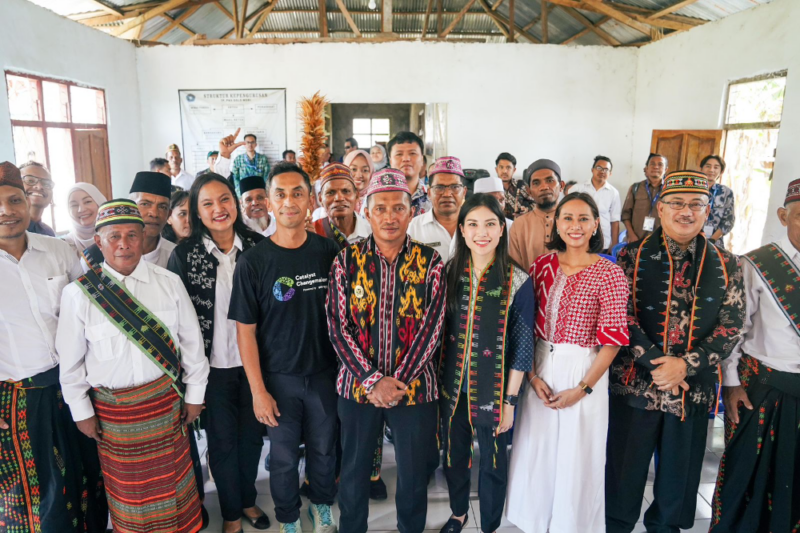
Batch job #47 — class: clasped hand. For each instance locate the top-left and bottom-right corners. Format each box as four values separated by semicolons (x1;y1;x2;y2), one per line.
366;377;407;408
651;356;690;396
531;376;585;410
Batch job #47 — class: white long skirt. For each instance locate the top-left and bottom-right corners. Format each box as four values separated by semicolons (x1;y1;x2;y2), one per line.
505;340;609;533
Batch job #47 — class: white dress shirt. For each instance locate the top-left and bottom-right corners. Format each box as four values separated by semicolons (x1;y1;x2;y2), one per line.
573;179;621;249
245;214;277;237
56;260;209;421
173;169;195;191
144;236;177;268
407;209;455;262
723;236;800;386
346;214;373;244
0;233;82;381
204;235;243;369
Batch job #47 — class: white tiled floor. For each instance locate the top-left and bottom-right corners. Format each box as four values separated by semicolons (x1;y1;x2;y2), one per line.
199;416;726;532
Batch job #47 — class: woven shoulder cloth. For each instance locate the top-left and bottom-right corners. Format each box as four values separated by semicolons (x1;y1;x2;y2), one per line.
744;242;800;338
76;262;184;398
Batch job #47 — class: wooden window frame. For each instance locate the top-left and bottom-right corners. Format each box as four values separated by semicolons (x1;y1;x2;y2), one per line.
5;70;111;231
723;69;787;131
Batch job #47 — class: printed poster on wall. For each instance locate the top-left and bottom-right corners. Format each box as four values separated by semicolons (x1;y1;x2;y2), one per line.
178;89;287;176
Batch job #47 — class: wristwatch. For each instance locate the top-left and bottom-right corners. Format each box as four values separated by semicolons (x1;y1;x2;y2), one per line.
578;381;593;395
503;394;519;406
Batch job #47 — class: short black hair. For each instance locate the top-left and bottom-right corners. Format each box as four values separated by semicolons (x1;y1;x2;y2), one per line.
496;152;517;167
387;131;424;157
646;153;667;166
282;149;296;159
150;157;169;171
546;192;605;253
700;154;726;173
244;133;257;142
593;155;613;170
267;161;311;192
345;137;358;148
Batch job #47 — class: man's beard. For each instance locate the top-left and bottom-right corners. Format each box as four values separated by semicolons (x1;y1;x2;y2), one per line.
538;199;557;211
244;213;270;231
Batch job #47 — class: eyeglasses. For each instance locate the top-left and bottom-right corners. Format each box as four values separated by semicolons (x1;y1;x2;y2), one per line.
593;166;611;173
661;200;709;212
430;184;465;194
22;176;55;189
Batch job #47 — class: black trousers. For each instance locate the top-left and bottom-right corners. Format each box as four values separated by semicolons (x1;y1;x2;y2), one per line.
338;398;438;533
605;396;709;533
442;399;509;533
266;371;338;524
206;367;265;522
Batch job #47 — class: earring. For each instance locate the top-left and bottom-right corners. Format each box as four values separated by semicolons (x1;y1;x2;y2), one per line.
593;229;597;236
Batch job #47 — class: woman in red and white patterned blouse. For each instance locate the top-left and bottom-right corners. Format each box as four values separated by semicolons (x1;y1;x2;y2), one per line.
506;192;630;533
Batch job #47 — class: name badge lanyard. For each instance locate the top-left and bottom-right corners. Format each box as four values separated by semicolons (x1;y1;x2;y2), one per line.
645;182;661;217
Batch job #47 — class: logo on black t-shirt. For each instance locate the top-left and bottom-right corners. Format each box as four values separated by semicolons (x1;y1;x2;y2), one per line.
272;277;296;301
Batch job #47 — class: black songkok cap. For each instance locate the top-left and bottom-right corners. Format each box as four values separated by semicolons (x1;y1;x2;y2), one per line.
129;171;171;199
239;175;266;195
525;159;562;183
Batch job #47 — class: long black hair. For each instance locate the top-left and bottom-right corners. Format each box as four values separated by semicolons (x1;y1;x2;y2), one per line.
188;172;253;243
445;193;511;315
546;192;605;253
162;190;189;243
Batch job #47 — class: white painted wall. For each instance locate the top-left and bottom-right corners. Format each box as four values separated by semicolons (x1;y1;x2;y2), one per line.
0;0;141;197
135;42;639;189
632;0;799;244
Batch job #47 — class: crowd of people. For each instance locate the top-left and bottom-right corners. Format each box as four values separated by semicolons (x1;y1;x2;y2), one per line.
0;125;796;533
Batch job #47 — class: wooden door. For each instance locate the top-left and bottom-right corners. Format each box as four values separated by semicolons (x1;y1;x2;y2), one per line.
73;129;112;198
650;130;723;171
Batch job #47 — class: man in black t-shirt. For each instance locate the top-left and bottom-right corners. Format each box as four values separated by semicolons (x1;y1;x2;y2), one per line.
229;162;340;533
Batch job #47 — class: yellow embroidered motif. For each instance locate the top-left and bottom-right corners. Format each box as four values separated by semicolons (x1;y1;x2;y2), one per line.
404;378;421;405
399;245;428;284
350;249;377;323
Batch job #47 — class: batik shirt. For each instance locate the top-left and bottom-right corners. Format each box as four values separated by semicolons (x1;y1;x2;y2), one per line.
411;182;432;217
610;229;745;418
327;236;445;406
231;153;270;196
707;183;735;247
507;181;536;219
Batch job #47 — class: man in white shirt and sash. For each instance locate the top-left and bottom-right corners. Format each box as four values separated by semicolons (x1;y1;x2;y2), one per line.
710;178;800;532
57;199;210;533
82;172;176;270
0;161;108;532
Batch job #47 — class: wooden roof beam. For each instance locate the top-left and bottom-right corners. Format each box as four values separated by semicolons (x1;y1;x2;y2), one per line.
155;6;202;39
479;0;511;39
647;0;700;20
562;8;617;44
246;0;280;38
382;0;393;33
579;0;651;35
522;2;554;32
478;0;540;43
422;0;435;38
441;0;479;37
112;0;192;37
318;0;329;37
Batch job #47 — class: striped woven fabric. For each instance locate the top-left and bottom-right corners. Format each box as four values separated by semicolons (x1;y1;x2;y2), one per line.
92;375;202;533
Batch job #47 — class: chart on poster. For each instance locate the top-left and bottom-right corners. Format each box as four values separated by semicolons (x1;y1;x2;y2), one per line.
178;89;287;176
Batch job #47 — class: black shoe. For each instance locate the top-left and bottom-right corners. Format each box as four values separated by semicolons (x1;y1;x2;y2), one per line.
384;426;393;444
299;479;310;498
242;510;271;530
200;504;209;530
369;477;388;500
439;514;468;533
264;452;270;472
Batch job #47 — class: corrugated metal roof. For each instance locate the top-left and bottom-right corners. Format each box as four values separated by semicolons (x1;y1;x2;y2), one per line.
24;0;775;45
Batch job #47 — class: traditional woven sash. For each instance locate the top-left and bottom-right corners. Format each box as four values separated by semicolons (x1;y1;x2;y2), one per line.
76;263;184;398
743;243;800;338
80;243;104;270
441;259;514;429
314;217;349;249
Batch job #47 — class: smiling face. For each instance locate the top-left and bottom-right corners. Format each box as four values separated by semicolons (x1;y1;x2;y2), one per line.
365;191;412;247
197;180;237;236
644;156;667;182
68;190;99;229
134;192;170;238
22;176;52;209
269;172;310;230
242;188;269;220
390;142;424;181
321;179;357;220
95;223;144;276
167;199;191;240
349;154;372;192
460;205;504;261
429;173;466;217
0;186;31;241
555;198;599;252
528;169;562;210
657;192;709;244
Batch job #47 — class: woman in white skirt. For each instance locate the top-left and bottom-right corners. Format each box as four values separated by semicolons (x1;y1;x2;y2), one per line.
505;192;630;533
